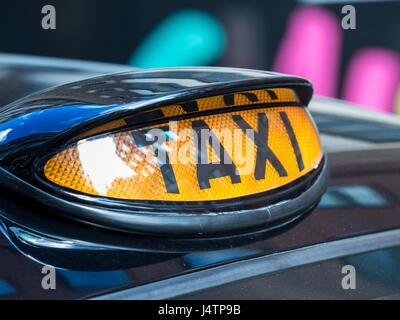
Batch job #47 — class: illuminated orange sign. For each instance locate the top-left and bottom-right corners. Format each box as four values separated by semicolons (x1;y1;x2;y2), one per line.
44;89;322;201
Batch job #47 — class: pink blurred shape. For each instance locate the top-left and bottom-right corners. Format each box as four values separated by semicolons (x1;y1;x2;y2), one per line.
343;48;400;113
273;6;342;97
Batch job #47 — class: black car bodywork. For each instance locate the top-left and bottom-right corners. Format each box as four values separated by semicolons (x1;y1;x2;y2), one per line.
0;55;399;300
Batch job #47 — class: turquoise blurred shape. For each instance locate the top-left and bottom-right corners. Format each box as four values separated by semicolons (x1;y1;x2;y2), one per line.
129;9;226;68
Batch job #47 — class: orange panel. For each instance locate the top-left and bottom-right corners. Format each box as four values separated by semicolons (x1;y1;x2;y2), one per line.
44;93;322;202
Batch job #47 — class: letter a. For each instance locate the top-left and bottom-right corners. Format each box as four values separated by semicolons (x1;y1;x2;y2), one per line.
41;265;56;290
341;5;356;30
42;5;56;30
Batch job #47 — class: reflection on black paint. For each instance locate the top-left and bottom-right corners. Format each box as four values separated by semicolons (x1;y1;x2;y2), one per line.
58;270;130;291
319;185;389;208
183;248;261;268
311;111;400;143
0;279;16;297
179;246;400;300
343;247;400;289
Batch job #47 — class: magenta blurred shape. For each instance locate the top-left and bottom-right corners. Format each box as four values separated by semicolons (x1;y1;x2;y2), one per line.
273;6;342;97
343;48;400;113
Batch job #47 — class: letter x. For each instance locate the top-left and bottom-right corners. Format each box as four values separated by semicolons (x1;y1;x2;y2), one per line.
232;113;288;180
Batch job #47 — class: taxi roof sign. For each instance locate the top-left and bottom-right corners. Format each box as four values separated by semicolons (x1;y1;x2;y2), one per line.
0;67;328;236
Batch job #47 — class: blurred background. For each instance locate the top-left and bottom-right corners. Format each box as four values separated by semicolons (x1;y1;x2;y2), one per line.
0;0;399;114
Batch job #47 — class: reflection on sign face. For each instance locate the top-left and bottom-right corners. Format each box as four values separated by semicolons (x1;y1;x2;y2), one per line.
43;89;322;202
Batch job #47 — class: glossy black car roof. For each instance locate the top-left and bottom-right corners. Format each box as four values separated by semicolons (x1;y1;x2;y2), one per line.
0;55;399;299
